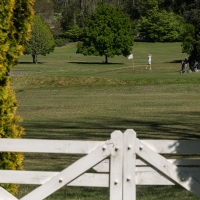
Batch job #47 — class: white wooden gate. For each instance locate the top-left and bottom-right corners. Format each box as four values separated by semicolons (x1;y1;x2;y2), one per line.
0;129;200;199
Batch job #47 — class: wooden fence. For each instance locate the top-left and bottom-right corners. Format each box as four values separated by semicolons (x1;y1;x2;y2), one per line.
0;129;200;200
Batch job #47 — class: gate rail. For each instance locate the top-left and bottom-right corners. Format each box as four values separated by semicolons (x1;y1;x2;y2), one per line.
0;129;200;199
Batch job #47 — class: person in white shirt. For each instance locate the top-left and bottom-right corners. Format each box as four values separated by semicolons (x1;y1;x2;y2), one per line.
146;54;152;70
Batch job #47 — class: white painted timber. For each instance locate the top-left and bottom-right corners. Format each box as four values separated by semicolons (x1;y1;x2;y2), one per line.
0;169;182;186
93;159;200;172
141;140;200;154
135;167;174;185
0;187;18;200
123;129;136;200
69;173;109;187
0;171;108;187
0;139;104;154
93;159;110;172
0;170;59;185
110;131;123;200
20;139;113;200
0;170;178;186
136;167;199;185
136;138;200;198
1;138;199;154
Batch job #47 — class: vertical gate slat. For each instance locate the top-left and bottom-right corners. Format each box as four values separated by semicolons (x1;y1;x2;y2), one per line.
110;131;123;200
123;129;136;200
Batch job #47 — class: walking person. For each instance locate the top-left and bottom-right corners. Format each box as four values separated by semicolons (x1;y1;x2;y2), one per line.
180;60;185;73
180;58;188;73
146;54;152;70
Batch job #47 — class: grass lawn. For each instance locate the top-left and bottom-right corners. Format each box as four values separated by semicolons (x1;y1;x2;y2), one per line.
10;42;200;199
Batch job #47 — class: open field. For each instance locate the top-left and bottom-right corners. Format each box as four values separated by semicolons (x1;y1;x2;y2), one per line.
10;42;200;199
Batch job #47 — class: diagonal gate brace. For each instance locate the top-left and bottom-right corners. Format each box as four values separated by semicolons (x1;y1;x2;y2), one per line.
20;135;118;200
136;138;200;198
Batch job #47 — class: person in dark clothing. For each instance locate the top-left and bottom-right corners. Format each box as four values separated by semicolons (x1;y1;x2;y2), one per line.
190;60;199;72
180;58;188;73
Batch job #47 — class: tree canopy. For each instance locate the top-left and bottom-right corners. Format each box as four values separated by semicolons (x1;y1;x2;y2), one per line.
139;8;183;42
76;5;134;63
24;15;55;63
181;1;200;61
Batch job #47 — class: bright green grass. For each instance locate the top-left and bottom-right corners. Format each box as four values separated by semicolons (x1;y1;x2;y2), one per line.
10;42;200;199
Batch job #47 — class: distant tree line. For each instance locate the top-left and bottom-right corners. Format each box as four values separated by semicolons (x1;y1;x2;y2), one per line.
32;0;200;62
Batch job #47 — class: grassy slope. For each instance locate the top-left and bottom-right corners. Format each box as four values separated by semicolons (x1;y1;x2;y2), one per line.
11;42;200;199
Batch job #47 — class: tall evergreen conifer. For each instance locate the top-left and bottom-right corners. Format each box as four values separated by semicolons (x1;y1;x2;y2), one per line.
0;0;34;194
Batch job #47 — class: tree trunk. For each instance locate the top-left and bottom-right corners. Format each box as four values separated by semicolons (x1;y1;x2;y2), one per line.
73;11;76;26
32;54;38;64
105;55;108;63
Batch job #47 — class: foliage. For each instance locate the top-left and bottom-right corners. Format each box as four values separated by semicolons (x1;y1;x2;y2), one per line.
55;38;69;47
181;24;195;55
181;1;200;61
24;15;55;63
64;25;83;42
61;3;83;31
53;0;128;31
0;0;34;195
33;0;200;49
76;5;134;63
158;0;193;14
139;8;184;42
33;0;54;26
136;0;159;16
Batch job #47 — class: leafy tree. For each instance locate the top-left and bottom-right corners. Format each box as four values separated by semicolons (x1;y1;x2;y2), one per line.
138;8;184;42
24;15;55;64
181;0;200;62
64;25;83;42
0;0;34;195
76;5;134;63
136;0;159;16
181;24;195;56
158;0;195;14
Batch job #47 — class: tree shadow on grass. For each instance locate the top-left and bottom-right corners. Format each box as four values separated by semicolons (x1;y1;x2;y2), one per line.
69;61;124;65
172;141;200;199
22;111;200;141
165;59;182;63
19;62;45;64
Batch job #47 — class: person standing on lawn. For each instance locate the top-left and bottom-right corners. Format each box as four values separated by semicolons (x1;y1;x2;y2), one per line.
146;54;152;70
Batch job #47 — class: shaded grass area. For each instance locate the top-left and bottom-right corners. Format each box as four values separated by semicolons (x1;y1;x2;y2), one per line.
10;42;200;199
15;85;200;141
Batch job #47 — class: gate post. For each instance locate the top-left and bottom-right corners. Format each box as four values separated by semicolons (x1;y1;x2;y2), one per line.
123;129;136;200
110;131;123;200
